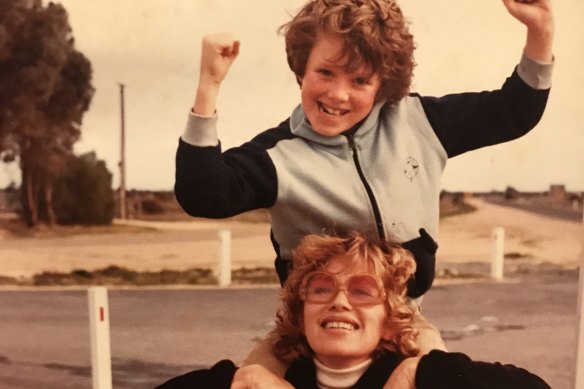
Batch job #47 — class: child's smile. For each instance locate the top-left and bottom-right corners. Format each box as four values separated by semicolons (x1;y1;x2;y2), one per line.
300;34;381;137
318;102;349;117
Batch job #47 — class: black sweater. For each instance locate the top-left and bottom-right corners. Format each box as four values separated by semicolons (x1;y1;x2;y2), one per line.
154;350;550;389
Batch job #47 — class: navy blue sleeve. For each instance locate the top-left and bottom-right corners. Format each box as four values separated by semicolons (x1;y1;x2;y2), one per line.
174;120;292;219
403;228;438;298
416;350;551;389
416;68;550;158
155;359;238;389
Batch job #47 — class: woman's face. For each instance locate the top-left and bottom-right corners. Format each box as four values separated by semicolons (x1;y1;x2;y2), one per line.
302;256;389;369
299;34;381;137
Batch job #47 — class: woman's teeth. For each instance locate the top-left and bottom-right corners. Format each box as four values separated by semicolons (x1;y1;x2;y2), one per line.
323;321;356;330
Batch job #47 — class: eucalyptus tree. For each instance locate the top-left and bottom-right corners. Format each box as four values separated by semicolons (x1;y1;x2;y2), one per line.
0;0;94;225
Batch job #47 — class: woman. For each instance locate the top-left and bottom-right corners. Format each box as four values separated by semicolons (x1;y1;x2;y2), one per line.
156;233;550;389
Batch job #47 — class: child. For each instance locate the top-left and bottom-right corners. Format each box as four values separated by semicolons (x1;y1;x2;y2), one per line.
175;0;553;377
155;232;551;389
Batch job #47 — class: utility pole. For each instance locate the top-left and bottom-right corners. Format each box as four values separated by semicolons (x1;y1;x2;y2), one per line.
118;83;127;220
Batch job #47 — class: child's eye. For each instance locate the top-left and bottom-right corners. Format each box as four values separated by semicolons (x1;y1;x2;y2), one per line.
354;77;368;85
318;69;334;77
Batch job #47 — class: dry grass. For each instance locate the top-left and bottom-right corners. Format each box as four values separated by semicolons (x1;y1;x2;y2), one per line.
0;216;156;240
0;266;279;287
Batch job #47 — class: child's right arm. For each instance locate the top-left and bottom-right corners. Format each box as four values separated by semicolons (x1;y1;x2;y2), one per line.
502;0;554;63
175;34;281;219
192;34;240;117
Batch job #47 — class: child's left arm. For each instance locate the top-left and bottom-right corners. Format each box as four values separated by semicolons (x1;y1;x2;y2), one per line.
502;0;554;62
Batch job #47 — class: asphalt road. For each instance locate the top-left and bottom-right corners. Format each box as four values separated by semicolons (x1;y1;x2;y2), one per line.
487;198;583;223
0;271;580;389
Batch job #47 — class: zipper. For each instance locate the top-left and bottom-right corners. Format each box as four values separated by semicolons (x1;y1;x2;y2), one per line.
347;134;386;239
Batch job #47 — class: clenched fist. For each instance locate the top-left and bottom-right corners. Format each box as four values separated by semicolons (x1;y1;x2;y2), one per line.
199;33;240;87
193;33;240;116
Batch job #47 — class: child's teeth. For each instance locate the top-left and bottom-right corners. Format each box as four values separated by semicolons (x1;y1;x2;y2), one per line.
320;104;344;116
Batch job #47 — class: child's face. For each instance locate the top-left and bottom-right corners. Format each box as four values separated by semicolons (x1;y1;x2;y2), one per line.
302;255;389;369
300;34;381;137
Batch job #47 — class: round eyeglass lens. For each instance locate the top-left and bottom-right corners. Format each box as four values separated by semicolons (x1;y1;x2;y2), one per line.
347;275;381;304
305;273;336;303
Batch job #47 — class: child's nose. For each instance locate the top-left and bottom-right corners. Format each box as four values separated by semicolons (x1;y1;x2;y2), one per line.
327;80;350;102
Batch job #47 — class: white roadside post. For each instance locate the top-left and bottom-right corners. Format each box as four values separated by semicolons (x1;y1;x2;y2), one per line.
218;230;232;287
574;198;584;389
576;263;584;389
88;287;113;389
491;227;505;281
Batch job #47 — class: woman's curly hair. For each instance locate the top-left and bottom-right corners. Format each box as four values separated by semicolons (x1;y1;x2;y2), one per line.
279;0;415;105
270;232;419;364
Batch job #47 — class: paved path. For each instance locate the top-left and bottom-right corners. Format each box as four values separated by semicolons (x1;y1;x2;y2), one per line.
0;272;579;389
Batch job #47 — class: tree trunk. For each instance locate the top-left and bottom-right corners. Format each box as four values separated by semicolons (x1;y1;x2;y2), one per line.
44;178;57;226
21;167;38;227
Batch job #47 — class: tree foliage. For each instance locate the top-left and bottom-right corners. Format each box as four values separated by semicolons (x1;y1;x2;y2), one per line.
52;152;114;225
0;0;95;226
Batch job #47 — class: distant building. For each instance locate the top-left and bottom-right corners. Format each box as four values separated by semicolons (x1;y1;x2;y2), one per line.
549;184;567;203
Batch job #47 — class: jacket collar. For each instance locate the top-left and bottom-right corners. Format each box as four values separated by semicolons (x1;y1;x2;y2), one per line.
288;101;386;147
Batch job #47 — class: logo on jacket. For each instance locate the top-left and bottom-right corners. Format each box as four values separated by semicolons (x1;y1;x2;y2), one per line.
404;157;419;181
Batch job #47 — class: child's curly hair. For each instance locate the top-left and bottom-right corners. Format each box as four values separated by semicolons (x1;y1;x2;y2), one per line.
270;232;419;363
279;0;415;105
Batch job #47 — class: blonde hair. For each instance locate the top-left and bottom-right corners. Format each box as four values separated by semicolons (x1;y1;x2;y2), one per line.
270;232;419;363
279;0;415;104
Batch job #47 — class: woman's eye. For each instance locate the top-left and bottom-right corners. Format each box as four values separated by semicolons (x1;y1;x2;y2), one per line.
352;288;374;297
313;287;333;295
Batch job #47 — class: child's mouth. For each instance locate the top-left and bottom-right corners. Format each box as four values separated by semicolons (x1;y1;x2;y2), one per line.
318;102;349;117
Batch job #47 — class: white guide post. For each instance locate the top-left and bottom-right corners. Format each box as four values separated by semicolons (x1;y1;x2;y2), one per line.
575;264;584;389
218;230;232;287
574;199;584;389
88;287;113;389
491;227;505;280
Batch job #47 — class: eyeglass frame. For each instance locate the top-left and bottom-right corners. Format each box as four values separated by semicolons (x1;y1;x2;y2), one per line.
299;270;387;306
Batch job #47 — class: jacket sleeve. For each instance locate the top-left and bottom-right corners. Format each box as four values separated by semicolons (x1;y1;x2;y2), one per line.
415;350;551;389
402;228;438;298
417;54;553;158
174;114;288;218
154;359;238;389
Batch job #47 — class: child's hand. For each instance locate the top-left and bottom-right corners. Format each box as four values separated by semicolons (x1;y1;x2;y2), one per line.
502;0;553;32
382;357;420;389
193;33;240;116
199;33;240;88
502;0;554;62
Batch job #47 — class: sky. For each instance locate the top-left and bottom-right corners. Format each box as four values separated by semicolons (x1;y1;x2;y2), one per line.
1;0;582;192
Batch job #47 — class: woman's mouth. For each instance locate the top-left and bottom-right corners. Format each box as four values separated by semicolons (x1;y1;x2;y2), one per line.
322;320;359;331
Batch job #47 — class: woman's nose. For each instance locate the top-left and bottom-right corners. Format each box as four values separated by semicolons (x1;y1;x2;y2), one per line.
329;288;352;310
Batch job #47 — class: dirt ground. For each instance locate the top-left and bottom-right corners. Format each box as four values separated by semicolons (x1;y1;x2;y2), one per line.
0;199;582;279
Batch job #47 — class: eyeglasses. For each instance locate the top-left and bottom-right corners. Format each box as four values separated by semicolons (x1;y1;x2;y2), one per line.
300;271;386;306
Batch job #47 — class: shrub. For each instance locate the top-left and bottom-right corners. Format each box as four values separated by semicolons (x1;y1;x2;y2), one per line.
52;151;115;225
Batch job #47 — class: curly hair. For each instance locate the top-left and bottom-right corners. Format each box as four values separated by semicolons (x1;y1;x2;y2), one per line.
270;232;419;364
279;0;415;105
